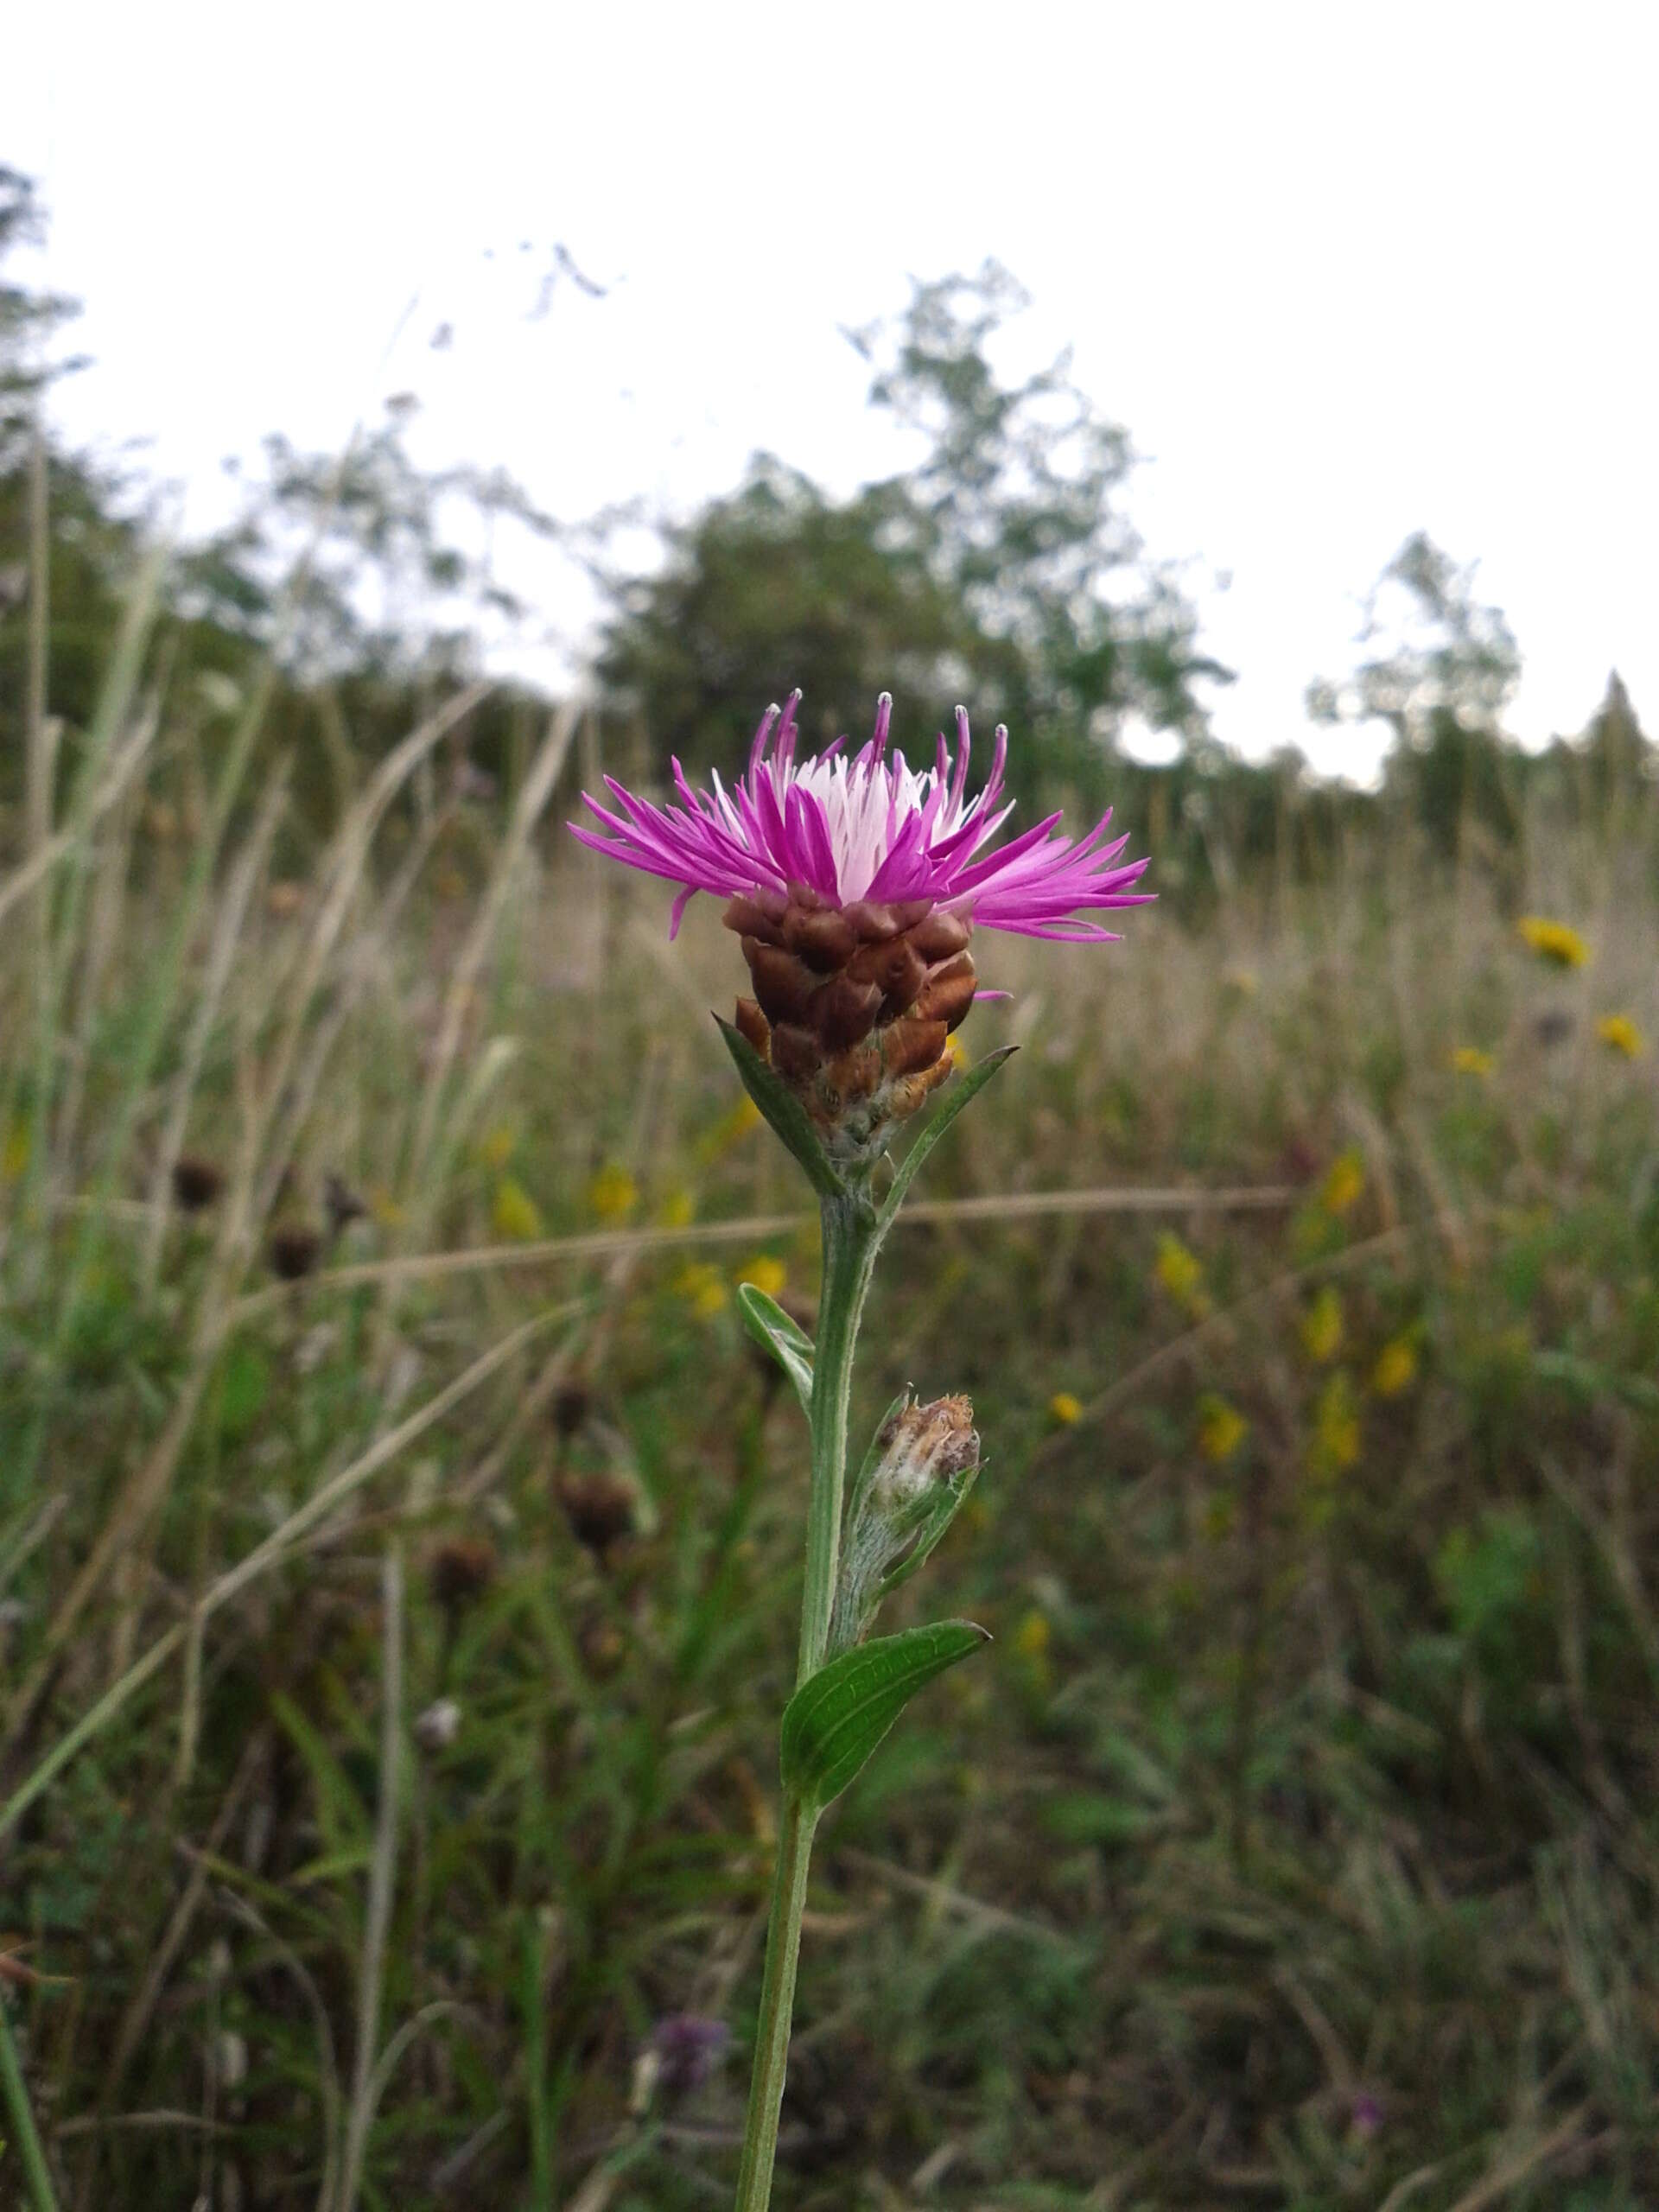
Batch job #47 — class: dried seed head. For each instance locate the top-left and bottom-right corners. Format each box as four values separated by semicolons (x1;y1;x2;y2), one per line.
557;1469;637;1560
268;1225;323;1281
551;1382;592;1440
427;1534;498;1612
172;1155;224;1211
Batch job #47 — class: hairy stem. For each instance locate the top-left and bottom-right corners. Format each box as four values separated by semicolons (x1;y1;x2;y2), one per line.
798;1192;880;1681
734;1186;879;2212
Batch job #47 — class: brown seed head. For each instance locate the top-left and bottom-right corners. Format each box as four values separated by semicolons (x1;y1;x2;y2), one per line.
172;1155;224;1211
427;1535;499;1611
268;1225;323;1281
558;1469;637;1560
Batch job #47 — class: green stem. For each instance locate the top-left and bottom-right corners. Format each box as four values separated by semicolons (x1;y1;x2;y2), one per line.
730;1795;819;2210
733;1187;878;2212
798;1192;880;1682
0;1992;60;2212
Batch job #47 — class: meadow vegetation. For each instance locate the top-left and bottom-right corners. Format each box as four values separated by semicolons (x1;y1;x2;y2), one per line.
4;163;1659;2211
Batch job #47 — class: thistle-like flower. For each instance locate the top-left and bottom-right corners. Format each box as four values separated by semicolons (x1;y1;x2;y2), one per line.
571;691;1149;1158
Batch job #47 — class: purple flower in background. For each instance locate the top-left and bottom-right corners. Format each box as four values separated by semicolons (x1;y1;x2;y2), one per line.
570;690;1151;944
572;690;1150;1159
1350;2090;1384;2138
652;2012;731;2097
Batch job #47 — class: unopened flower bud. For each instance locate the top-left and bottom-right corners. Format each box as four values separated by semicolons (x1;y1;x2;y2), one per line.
868;1395;979;1510
830;1394;980;1652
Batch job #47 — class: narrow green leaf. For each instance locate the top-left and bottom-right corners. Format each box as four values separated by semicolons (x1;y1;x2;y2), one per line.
878;1046;1017;1232
714;1016;845;1201
736;1283;815;1414
780;1620;989;1807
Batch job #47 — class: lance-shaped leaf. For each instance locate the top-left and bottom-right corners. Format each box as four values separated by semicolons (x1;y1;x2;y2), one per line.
877;1046;1017;1233
780;1620;989;1808
714;1015;845;1201
736;1283;815;1414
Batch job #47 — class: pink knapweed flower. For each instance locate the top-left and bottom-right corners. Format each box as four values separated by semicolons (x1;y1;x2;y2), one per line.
570;690;1150;943
571;691;1150;1157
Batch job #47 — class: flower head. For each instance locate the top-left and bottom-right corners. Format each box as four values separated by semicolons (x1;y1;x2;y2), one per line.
572;692;1150;1158
1596;1013;1645;1059
1517;915;1589;969
572;690;1149;943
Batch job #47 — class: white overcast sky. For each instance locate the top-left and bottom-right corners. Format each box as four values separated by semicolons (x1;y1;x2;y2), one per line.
6;2;1657;780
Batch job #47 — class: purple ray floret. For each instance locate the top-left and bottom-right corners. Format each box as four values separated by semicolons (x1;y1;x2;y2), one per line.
569;690;1153;943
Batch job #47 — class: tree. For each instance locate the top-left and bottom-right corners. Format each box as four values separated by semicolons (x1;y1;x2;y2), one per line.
599;264;1230;806
1307;531;1522;855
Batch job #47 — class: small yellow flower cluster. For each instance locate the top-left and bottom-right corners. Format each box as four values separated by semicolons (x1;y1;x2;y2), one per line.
698;1094;763;1159
1310;1371;1361;1480
1319;1152;1365;1218
1013;1609;1052;1661
738;1255;788;1300
674;1262;729;1319
1370;1337;1418;1398
1154;1233;1210;1318
588;1163;639;1221
1451;1046;1494;1078
1596;1013;1645;1059
491;1177;544;1242
477;1123;517;1171
1300;1285;1344;1364
1516;916;1589;969
658;1187;697;1229
1197;1394;1248;1462
1048;1390;1084;1427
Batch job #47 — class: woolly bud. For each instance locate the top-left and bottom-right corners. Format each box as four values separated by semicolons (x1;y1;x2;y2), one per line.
829;1394;980;1652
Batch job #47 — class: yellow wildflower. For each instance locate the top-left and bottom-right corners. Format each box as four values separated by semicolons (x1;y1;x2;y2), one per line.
658;1186;697;1229
1300;1285;1344;1364
1516;916;1589;969
1197;1394;1248;1462
1013;1609;1052;1661
1048;1390;1084;1427
1224;966;1259;997
1154;1232;1209;1315
588;1163;639;1221
1451;1046;1494;1078
700;1094;762;1157
1319;1150;1365;1217
739;1254;788;1300
1370;1338;1418;1398
477;1123;517;1171
491;1177;544;1242
675;1262;729;1319
945;1032;969;1071
1596;1014;1645;1059
1310;1371;1362;1479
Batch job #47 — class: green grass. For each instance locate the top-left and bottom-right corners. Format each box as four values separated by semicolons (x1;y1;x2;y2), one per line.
4;661;1659;2208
